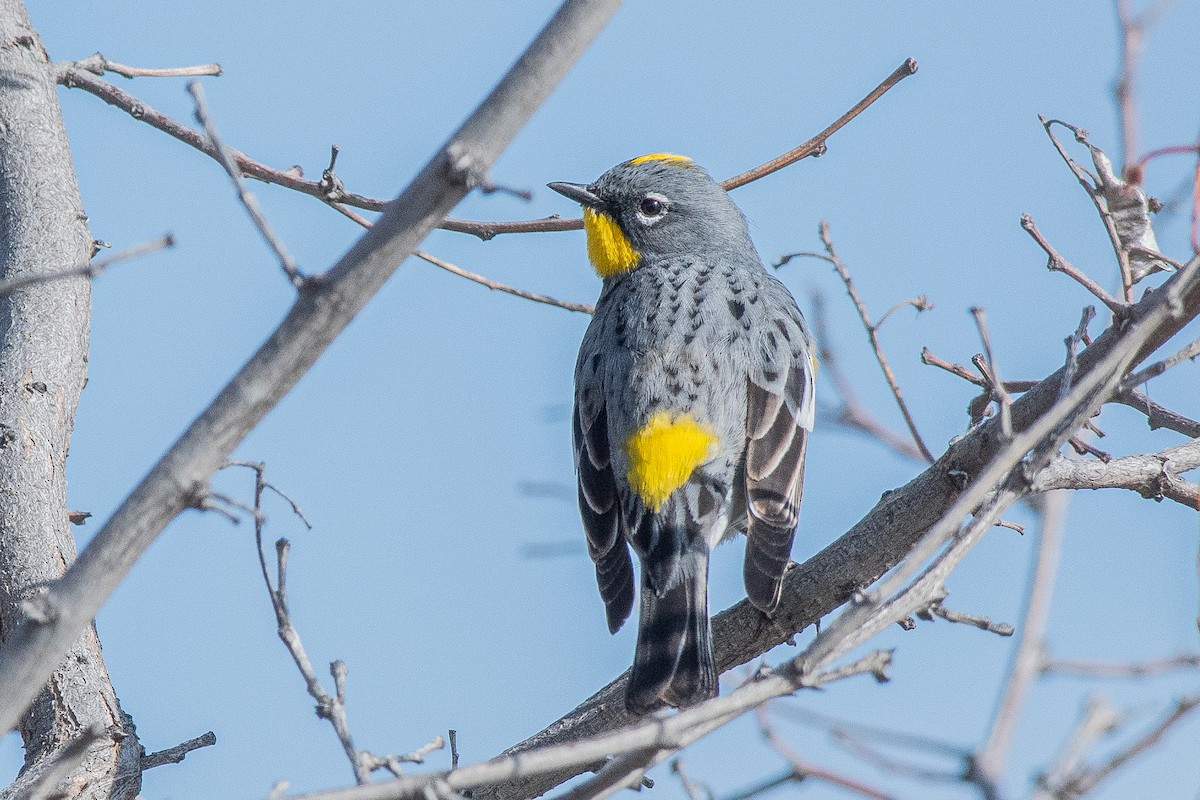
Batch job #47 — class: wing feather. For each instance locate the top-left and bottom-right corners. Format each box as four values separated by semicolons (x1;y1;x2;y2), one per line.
574;399;634;633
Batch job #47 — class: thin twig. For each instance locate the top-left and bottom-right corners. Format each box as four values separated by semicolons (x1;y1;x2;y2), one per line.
971;308;1013;438
781;222;935;462
1055;695;1200;799
325;194;594;315
1043;652;1200;678
1114;387;1200;437
1060;307;1096;402
721;58;918;190
924;601;1014;637
188;81;306;288
972;491;1070;793
55;57;916;240
810;291;926;461
414;251;594;313
141;731;218;770
1122;335;1200;390
1114;0;1180;175
756;707;897;800
1021;214;1125;315
74;52;222;79
1033;695;1122;800
0;234;173;299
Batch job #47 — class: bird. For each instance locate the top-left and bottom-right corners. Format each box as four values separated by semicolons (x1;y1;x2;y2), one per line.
549;154;816;714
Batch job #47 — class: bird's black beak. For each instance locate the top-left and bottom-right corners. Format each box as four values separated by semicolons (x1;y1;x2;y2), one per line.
547;181;602;208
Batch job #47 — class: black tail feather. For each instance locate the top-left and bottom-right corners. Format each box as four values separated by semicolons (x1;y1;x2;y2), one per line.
626;551;717;715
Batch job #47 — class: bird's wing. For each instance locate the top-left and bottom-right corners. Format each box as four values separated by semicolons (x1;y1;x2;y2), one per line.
742;306;815;613
574;378;635;634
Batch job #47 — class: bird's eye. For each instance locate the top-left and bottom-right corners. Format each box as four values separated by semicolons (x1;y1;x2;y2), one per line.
638;196;666;217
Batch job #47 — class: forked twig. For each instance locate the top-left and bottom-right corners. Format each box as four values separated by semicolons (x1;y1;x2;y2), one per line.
779;222;935;463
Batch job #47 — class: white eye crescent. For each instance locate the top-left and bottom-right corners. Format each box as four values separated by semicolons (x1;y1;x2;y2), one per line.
636;193;669;224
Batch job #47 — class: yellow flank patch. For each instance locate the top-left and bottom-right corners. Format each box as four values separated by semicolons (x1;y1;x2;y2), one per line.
625;412;717;512
629;152;694;166
583;207;639;277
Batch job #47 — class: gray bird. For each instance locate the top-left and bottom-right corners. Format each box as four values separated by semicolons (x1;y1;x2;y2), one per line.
550;154;815;715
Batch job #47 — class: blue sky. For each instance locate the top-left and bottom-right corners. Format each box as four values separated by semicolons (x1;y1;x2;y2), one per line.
10;3;1200;799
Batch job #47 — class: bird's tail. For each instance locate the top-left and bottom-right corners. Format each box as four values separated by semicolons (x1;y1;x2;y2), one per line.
625;549;717;715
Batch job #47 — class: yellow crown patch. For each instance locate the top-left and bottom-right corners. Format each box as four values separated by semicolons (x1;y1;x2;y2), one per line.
628;152;695;167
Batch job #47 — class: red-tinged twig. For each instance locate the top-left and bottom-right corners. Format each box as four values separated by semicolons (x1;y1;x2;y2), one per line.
1021;213;1126;315
73;52;222;79
1114;388;1200;437
54;58;916;240
1115;0;1180;176
756;707;898;800
780;223;935;463
721;58;918;190
972;490;1070;794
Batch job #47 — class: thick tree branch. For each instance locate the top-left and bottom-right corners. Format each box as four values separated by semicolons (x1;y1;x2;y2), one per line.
1033;439;1200;508
0;4;141;798
0;0;624;738
466;252;1200;800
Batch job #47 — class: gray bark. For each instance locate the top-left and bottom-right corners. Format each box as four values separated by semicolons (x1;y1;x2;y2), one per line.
0;3;141;798
0;0;623;746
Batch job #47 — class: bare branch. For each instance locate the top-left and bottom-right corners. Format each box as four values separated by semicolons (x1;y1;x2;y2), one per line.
972;490;1070;791
0;234;173;299
1032;695;1122;800
56;58;915;241
1114;387;1200;437
923;600;1014;637
140;731;217;771
1033;439;1200;509
757;708;897;800
781;222;935;462
970;308;1013;438
810;291;926;462
1021;213;1125;315
721;58;918;190
0;0;624;740
1122;334;1200;389
1048;695;1200;799
414;251;594;314
188;81;306;288
73;51;222;78
1043;652;1200;678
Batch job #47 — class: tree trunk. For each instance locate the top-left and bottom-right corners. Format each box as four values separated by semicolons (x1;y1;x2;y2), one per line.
0;3;141;798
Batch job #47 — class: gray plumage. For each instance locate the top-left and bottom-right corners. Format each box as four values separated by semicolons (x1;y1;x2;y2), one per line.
552;156;815;715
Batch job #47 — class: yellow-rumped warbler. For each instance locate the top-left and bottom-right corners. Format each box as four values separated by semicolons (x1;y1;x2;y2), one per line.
550;154;815;714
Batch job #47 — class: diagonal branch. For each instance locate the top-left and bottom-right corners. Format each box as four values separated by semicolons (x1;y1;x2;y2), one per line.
0;0;625;738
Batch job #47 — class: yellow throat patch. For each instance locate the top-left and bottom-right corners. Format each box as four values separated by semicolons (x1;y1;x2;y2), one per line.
582;207;638;278
625;411;717;512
